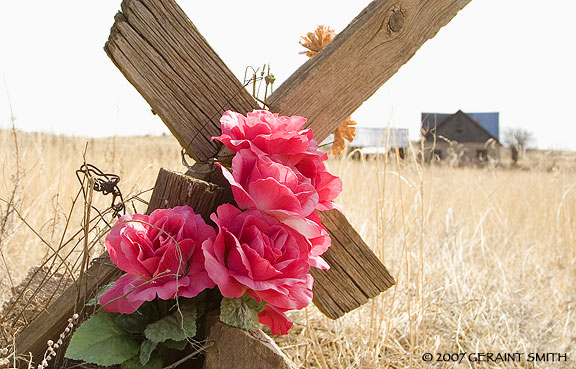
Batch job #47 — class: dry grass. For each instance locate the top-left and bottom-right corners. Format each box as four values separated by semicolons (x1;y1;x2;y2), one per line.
279;155;576;368
0;130;182;289
1;130;575;368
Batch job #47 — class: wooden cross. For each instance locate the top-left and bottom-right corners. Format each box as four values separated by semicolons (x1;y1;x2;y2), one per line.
105;0;405;318
15;0;471;365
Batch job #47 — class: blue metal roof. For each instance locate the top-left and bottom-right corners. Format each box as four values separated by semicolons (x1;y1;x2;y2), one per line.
467;112;499;141
421;111;499;141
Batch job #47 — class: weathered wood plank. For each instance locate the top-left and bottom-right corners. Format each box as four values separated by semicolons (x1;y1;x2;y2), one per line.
14;169;230;366
203;313;296;369
146;168;233;216
105;0;258;162
312;210;395;318
267;0;472;143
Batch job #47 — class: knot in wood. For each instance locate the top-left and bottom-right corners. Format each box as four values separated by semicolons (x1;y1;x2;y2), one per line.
388;9;405;33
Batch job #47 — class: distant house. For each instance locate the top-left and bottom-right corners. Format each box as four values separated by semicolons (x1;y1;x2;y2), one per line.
348;127;409;158
421;110;501;164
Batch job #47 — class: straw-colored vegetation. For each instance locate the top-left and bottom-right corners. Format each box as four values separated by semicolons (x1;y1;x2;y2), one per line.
1;129;575;368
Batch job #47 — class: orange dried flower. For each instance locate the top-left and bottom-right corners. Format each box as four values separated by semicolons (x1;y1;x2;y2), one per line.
299;25;336;58
331;117;357;156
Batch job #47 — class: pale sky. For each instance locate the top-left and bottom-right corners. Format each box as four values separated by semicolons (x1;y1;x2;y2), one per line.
1;1;575;150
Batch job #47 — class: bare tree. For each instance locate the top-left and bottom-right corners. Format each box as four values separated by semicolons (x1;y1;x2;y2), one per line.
503;128;535;164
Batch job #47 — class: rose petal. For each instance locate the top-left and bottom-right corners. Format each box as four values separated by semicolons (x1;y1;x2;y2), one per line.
255;274;313;310
202;231;246;298
99;274;149;314
257;305;293;335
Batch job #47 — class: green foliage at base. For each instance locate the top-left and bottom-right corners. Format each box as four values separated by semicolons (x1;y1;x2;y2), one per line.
220;294;265;331
144;301;197;343
66;298;200;367
65;312;139;366
139;339;158;365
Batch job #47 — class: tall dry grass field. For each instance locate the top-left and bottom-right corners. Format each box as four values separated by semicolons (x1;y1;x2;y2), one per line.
0;130;182;297
1;129;575;368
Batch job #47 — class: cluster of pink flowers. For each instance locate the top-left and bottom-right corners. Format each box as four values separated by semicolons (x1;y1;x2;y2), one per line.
100;110;342;334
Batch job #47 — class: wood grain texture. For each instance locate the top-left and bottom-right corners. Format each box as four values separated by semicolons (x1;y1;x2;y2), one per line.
105;0;258;162
14;169;230;366
105;0;471;156
312;210;395;318
146;168;233;217
204;313;296;369
267;0;472;143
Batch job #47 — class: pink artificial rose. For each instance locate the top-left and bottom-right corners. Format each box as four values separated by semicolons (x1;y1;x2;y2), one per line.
218;148;339;250
218;149;318;221
100;206;216;314
216;110;309;154
214;110;342;212
202;204;314;334
281;151;343;212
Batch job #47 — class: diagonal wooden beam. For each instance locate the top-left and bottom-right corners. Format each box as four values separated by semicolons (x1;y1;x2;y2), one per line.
105;0;257;163
312;210;395;318
268;0;472;142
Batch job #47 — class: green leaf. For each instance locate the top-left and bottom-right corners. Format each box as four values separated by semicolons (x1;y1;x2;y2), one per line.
85;282;115;306
114;312;152;334
242;294;265;312
161;339;188;351
121;355;163;369
220;295;264;331
65;312;139;366
145;302;197;343
140;339;158;366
